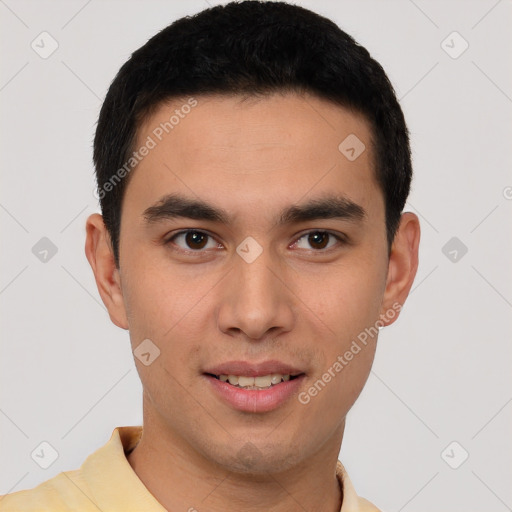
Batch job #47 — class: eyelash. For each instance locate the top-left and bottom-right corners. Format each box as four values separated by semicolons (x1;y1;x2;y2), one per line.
164;229;347;254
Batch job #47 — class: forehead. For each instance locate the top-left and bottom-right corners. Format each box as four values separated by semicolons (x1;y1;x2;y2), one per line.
125;92;382;221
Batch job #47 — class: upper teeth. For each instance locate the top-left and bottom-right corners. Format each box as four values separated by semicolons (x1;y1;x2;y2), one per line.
219;374;291;389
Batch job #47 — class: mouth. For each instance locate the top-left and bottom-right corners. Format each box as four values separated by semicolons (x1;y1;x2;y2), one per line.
202;361;306;413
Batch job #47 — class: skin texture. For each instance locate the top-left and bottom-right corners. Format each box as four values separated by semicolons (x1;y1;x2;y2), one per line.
85;93;420;512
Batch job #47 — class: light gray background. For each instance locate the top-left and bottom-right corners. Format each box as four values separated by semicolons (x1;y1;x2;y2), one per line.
1;0;511;510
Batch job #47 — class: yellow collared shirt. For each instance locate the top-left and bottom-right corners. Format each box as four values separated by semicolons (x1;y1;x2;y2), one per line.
0;427;381;511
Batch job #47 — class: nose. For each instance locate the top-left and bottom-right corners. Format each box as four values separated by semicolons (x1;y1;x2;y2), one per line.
216;245;295;341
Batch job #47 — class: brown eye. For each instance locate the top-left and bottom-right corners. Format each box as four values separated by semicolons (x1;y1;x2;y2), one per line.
308;232;329;249
185;231;208;249
294;231;343;251
169;230;218;251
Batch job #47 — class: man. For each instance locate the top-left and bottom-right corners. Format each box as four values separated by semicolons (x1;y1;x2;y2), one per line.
0;1;419;510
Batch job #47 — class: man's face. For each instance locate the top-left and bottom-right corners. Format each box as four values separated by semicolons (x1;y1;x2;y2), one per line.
113;93;393;472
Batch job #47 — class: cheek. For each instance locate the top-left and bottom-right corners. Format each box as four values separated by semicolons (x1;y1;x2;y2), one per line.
302;285;381;420
303;255;386;408
120;261;216;390
121;256;205;339
316;260;386;337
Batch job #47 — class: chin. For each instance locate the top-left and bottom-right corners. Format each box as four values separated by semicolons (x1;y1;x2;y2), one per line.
205;438;307;476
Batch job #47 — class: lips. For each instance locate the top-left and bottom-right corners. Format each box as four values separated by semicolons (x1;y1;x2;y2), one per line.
203;360;306;413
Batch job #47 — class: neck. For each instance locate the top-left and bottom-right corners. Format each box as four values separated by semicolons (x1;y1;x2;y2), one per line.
127;408;345;512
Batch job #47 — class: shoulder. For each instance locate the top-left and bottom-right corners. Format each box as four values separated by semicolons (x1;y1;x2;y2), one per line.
0;469;96;511
336;461;382;512
0;427;145;512
357;496;382;511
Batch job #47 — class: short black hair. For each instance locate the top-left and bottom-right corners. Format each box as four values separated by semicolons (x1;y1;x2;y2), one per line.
93;0;412;266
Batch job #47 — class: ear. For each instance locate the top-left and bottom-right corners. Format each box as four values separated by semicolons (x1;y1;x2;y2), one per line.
379;212;420;326
85;213;129;330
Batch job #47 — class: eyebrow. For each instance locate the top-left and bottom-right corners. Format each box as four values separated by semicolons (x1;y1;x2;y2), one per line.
143;193;366;226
